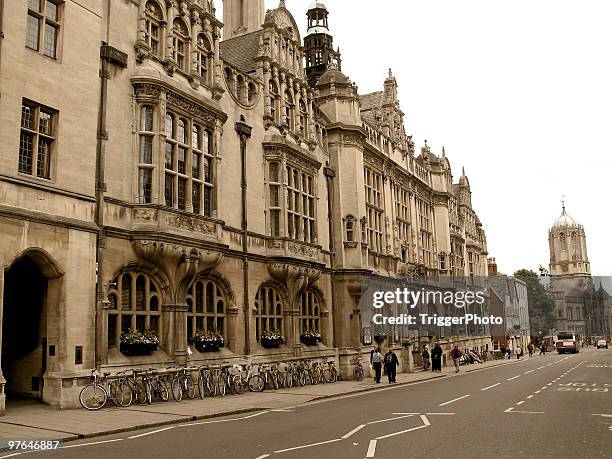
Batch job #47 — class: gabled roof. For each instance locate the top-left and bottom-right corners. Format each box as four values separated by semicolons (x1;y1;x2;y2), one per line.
359;91;383;111
220;30;263;74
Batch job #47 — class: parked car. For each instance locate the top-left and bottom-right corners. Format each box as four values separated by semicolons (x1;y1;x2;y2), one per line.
596;339;609;349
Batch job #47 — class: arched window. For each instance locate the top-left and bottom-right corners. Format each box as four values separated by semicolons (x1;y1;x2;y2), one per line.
236;75;245;102
196;34;211;82
107;272;161;349
138;106;154;203
254;285;284;341
571;232;577;251
345;215;355;242
186;278;227;342
144;1;163;57
560;232;567;250
269;80;279;122
247;82;257;104
284;90;294;129
299;289;321;335
298;99;307;136
172;18;189;71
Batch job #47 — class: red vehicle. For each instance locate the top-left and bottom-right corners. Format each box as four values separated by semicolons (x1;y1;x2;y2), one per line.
555;331;579;354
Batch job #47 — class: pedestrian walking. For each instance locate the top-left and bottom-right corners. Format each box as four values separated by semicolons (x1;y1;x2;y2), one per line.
431;343;443;372
450;345;462;373
384;349;399;383
422;345;430;371
540;343;546;356
371;347;383;383
528;342;534;358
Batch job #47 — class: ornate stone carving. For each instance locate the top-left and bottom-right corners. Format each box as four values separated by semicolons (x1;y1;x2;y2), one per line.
268;262;320;308
287;242;316;258
166;90;217;126
166;213;215;234
133;83;161;98
133;208;158;222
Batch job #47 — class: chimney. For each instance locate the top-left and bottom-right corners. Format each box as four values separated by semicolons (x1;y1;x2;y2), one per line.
487;257;498;276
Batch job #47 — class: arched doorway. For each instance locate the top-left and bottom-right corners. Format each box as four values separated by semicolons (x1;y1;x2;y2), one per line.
2;256;49;401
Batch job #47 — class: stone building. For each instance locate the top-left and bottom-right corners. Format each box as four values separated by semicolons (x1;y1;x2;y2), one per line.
0;0;490;411
548;203;611;340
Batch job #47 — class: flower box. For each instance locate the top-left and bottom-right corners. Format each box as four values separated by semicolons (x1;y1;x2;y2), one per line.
191;330;223;352
120;342;154;356
301;335;319;346
194;340;220;353
261;336;283;348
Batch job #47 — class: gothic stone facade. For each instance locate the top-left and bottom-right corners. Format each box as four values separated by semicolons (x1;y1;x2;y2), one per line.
0;0;490;411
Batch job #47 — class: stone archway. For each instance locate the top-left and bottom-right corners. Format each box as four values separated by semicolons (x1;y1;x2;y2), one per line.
1;249;63;406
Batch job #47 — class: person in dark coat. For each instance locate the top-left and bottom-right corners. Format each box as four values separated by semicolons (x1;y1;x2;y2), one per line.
384;349;400;383
421;345;430;371
371;348;383;383
431;343;443;372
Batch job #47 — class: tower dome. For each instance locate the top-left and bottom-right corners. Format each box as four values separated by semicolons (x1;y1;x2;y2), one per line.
552;203;578;228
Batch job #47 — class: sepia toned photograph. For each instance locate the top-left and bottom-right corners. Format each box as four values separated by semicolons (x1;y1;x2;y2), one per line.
0;0;610;457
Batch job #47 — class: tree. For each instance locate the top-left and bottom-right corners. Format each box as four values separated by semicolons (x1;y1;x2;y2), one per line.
514;269;556;337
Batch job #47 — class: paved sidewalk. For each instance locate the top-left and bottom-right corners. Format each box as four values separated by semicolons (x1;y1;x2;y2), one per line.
0;358;524;442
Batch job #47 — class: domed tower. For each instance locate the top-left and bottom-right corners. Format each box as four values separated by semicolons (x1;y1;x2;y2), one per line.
304;1;342;87
548;201;590;277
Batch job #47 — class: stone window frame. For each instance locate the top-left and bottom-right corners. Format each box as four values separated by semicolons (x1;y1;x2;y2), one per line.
286;164;316;244
364;167;384;253
269;80;280;123
164;110;214;216
186;278;227;342
195;33;212;84
144;0;164;58
172;17;190;73
268;162;282;237
254;284;285;342
26;0;63;60
18;99;57;181
138;105;155;203
299;289;321;335
107;271;162;349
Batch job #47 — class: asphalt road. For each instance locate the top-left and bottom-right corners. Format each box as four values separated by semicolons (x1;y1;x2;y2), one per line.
20;348;612;458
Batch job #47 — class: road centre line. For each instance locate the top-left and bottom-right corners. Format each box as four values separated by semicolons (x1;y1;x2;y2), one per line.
507;375;521;381
535;390;541;394
375;424;428;440
527;395;534;399
341;424;365;439
368;415;414;425
524;370;534;374
128;427;174;439
438;394;470;406
0;453;22;458
592;414;612;417
481;382;501;391
517;401;525;405
274;438;342;454
254;455;270;459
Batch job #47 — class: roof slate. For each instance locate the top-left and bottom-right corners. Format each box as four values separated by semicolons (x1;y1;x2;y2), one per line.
219;31;263;74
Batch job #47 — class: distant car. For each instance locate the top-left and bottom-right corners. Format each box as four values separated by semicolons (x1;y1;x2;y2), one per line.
597;340;609;349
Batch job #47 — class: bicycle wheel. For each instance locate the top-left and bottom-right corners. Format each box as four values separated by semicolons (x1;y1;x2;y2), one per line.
171;378;183;402
144;380;153;405
298;371;306;387
271;372;279;390
232;375;245;395
185;376;196;399
135;380;148;404
311;367;321;385
155;379;169;402
248;374;265;392
217;374;227;397
117;380;133;407
79;383;108;411
286;371;294;388
107;380;121;407
353;366;364;381
323;367;337;383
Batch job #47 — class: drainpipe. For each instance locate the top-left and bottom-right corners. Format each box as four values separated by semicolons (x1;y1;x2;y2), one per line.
0;0;4;73
323;166;337;346
235;116;252;355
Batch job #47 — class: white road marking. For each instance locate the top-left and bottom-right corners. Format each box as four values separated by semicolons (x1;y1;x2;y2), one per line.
537;366;546;369
0;453;22;458
368;415;414;425
366;439;377;458
426;413;456;415
375;424;428;440
438;394;470;406
504;407;514;412
517;401;525;405
535;390;541;394
507;410;545;414
65;438;124;448
592;414;612;417
270;409;293;412
274;438;342;454
547;383;552;385
180;410;270;427
342;424;366;439
392;412;420;415
128;427;174;439
420;414;431;426
243;411;271;419
524;370;534;374
507;375;521;381
481;383;501;391
255;455;270;459
527;395;534;399
541;387;548;390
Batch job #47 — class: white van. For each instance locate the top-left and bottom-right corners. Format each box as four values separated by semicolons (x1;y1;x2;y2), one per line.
555;331;579;354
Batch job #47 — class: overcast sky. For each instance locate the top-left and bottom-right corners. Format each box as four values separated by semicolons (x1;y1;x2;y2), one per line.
216;0;610;276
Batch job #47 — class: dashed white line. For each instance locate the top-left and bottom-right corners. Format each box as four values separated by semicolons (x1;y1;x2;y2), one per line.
524;370;534;374
367;415;414;425
375;424;428;440
342;424;366;439
274;438;342;454
255;455;270;459
507;375;521;381
366;439;377;458
527;395;534;399
481;383;501;391
438;394;470;406
535;390;541;394
0;453;22;458
517;401;525;405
